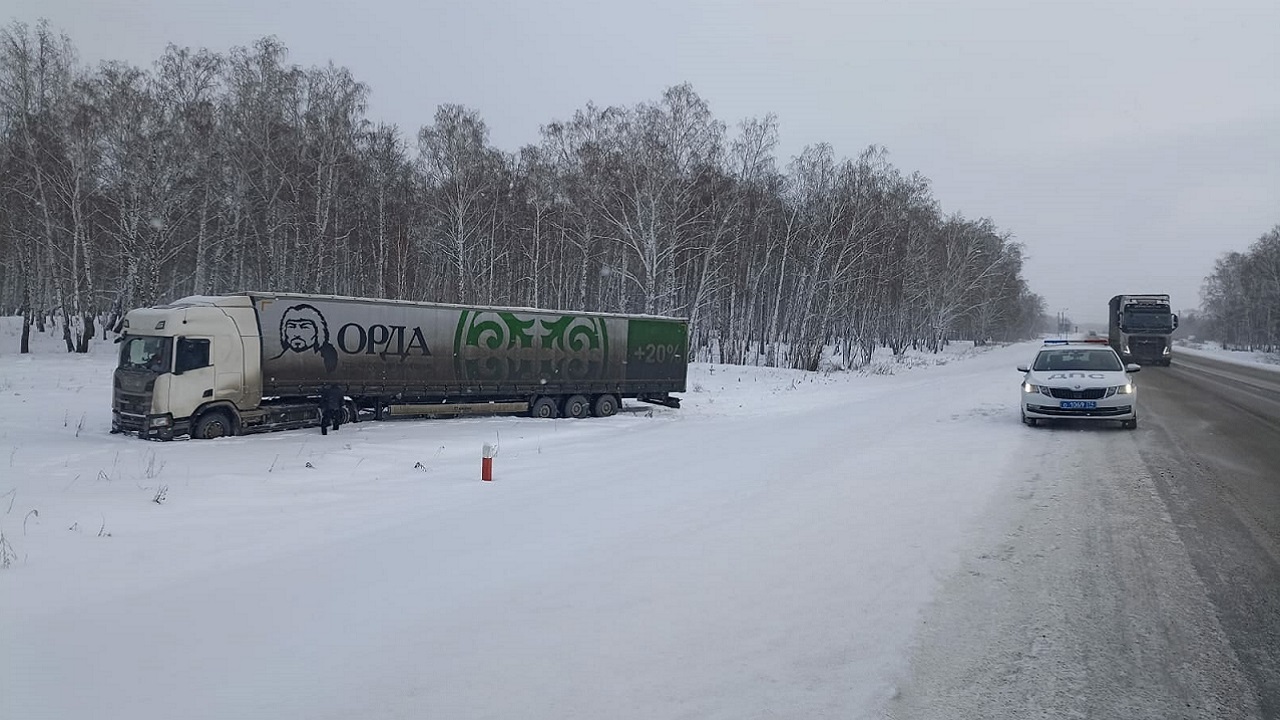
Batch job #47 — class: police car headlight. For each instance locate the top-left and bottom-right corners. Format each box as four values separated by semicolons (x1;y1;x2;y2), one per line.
1114;383;1134;395
1023;383;1052;396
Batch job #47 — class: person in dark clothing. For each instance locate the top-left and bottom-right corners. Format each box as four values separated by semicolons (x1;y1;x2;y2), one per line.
320;385;345;435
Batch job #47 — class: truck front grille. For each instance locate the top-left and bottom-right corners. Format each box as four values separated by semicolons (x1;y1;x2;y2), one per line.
114;393;151;416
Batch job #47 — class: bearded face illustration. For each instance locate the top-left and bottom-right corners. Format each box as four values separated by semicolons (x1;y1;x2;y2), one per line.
283;316;320;351
274;304;338;373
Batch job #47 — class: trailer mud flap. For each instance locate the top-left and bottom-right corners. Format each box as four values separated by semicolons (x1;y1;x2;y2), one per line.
638;393;681;409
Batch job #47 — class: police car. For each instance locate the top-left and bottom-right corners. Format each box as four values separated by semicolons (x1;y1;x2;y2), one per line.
1018;339;1141;429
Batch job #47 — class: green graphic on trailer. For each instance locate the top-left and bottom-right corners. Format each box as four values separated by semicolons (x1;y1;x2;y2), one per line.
454;310;609;384
626;319;686;381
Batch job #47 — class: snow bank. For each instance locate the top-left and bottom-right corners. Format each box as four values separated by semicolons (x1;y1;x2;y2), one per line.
0;317;1036;720
1175;339;1280;370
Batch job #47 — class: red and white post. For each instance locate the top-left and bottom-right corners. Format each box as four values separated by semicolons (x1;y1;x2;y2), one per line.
481;442;496;481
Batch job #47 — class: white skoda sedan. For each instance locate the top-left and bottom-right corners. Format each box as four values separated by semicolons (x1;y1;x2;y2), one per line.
1018;340;1141;429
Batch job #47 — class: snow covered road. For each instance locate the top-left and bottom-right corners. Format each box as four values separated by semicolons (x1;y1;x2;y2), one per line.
887;412;1259;719
889;351;1280;720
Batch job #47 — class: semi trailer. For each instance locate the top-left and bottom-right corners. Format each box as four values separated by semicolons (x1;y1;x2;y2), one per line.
112;293;688;439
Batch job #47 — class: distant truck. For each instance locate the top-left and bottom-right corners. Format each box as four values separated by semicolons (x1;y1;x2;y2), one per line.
1108;294;1178;366
112;293;688;440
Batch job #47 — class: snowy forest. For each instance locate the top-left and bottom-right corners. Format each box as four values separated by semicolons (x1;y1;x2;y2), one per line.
1200;225;1280;353
0;20;1045;368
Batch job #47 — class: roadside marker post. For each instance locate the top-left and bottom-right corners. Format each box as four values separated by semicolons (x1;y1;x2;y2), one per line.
482;442;496;481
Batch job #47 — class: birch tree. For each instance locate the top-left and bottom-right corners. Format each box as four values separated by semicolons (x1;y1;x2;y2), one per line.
0;27;1049;360
417;104;502;304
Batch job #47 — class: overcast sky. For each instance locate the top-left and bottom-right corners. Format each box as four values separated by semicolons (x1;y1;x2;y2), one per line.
17;0;1279;323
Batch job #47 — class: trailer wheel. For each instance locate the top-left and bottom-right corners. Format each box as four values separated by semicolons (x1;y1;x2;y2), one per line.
530;396;559;419
193;410;234;439
563;394;591;419
592;394;619;418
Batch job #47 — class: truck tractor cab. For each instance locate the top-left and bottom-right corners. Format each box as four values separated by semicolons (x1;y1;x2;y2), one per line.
112;297;257;439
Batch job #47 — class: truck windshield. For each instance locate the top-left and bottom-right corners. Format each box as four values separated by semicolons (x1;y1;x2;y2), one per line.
1033;349;1124;372
1121;311;1174;331
119;336;173;373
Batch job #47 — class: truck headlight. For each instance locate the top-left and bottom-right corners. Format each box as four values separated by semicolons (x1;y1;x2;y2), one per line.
149;415;172;428
1162;346;1170;355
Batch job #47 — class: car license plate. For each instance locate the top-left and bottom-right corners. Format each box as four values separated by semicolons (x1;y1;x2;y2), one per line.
1060;401;1096;409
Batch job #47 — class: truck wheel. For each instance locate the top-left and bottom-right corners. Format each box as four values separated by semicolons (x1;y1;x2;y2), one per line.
193;410;234;439
530;397;559;419
563;394;591;419
592;394;619;418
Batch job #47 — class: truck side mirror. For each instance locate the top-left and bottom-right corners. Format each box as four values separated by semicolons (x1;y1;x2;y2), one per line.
1172;314;1179;330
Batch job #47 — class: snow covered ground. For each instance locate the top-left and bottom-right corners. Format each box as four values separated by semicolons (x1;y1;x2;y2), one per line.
2;318;1045;719
1175;339;1280;370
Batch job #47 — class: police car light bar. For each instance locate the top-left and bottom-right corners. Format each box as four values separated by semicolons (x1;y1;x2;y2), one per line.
1043;338;1110;345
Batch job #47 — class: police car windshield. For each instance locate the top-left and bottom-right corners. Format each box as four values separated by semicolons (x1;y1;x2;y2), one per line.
1033;348;1123;372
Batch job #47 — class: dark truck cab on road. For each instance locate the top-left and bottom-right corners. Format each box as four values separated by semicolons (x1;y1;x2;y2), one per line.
1108;294;1178;366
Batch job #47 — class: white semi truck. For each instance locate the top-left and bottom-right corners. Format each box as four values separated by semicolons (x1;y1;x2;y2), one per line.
112;293;688;439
